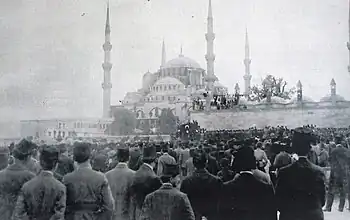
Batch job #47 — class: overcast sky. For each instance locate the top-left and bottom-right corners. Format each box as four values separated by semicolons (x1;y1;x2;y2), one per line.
0;0;349;120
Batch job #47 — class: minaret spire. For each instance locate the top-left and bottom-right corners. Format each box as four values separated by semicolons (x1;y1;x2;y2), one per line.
161;39;166;68
102;2;112;118
204;0;217;112
243;27;252;98
348;0;350;73
179;45;184;57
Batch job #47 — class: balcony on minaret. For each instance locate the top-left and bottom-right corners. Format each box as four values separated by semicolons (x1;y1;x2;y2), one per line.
244;59;251;66
204;74;217;82
243;74;252;81
102;82;112;89
205;33;215;41
102;62;112;71
103;42;112;51
205;54;216;62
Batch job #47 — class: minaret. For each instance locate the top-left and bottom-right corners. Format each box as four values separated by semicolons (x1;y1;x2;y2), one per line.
243;28;252;98
204;0;217;112
102;2;112;118
348;1;350;73
296;80;303;103
161;39;166;68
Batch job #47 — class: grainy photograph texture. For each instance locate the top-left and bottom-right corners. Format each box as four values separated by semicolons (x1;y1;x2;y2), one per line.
0;0;350;219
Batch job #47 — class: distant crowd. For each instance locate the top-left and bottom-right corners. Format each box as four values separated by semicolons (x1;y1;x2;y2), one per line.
0;125;349;220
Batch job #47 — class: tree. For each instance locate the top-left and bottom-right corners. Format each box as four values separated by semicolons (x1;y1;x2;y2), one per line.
107;107;136;135
250;75;295;101
159;108;177;134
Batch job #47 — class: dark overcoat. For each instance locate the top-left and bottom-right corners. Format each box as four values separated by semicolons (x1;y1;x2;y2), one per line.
180;169;222;220
63;165;114;220
221;172;277;220
0;163;35;220
140;183;195;220
12;171;66;220
275;157;326;220
130;163;162;220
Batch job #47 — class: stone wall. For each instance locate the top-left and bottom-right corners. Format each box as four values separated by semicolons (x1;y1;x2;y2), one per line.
191;106;350;130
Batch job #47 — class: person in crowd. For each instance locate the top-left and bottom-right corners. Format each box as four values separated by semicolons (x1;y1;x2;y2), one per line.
0;139;36;220
106;144;135;220
130;145;162;220
184;147;196;177
12;145;66;220
157;145;176;176
324;139;349;212
254;141;269;172
275;127;326;220
270;151;292;186
317;143;329;168
140;164;195;220
0;146;9;170
179;146;190;176
129;144;142;171
54;144;75;181
180;149;222;220
63;142;114;220
92;153;109;173
221;146;277;220
24;142;41;174
204;146;220;175
217;158;235;182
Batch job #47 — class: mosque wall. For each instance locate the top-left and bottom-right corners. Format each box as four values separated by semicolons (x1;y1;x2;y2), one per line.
191;106;350;130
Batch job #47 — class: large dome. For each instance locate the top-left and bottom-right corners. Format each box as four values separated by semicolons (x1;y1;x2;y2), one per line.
164;55;201;69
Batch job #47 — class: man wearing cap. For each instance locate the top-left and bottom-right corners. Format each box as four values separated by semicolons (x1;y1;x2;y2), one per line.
275;127;326;220
157;145;176;176
0;139;36;220
106;144;135;220
221;146;276;220
130;145;162;220
12;145;66;220
63;142;114;220
180;149;222;220
140;163;195;220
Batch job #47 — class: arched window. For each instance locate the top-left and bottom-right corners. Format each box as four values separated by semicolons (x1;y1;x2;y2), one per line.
162;96;165;100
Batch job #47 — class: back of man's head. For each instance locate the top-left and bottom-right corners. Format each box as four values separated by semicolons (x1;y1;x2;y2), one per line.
73;142;91;164
40;145;59;171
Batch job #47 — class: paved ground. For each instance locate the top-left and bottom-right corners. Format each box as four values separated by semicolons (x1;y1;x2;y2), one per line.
325;210;350;220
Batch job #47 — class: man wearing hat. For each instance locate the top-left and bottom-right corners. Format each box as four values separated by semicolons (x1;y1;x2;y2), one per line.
12;145;66;220
157;145;176;176
130;145;162;220
140;163;195;220
221;146;276;220
55;144;75;181
63;142;114;220
275;127;326;220
0;139;36;220
180;149;222;220
106;144;135;220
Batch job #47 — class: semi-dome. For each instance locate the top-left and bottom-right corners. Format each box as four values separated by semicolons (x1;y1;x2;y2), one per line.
154;77;184;86
320;94;346;102
164;55;201;69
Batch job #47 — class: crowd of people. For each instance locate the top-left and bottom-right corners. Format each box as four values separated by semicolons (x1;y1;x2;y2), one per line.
192;94;242;111
0;125;349;220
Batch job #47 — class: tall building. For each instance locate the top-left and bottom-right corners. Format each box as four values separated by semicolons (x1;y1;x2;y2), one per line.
102;3;113;118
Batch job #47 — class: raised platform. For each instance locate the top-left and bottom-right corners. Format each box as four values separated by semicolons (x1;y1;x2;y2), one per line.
191;104;350;130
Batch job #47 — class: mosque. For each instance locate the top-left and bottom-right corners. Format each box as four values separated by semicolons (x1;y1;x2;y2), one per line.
18;0;350;140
